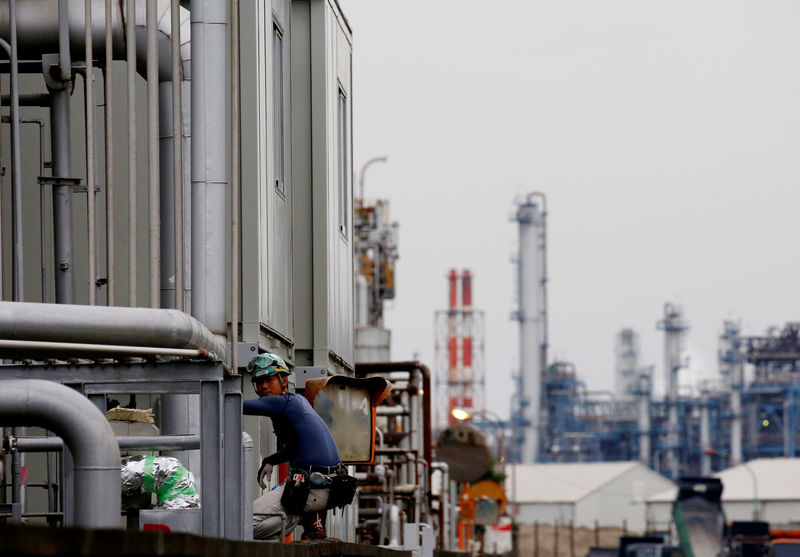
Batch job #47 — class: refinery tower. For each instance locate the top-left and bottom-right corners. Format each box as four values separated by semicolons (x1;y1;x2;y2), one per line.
512;193;548;464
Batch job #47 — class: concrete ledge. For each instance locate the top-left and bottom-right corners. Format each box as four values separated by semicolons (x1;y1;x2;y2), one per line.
0;523;412;557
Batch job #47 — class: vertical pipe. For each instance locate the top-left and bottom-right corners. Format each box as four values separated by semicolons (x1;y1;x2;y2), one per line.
192;0;230;334
700;399;711;476
31;121;45;302
57;0;70;81
147;0;160;308
731;360;743;465
7;0;22;302
638;372;651;465
231;0;240;374
84;0;96;305
159;82;175;309
126;0;137;306
104;0;114;306
171;0;183;312
50;89;74;304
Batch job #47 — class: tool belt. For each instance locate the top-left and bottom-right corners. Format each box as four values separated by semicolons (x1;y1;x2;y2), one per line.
280;471;311;514
327;472;357;510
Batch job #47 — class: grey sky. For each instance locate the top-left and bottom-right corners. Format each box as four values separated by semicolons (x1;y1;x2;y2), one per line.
340;1;800;420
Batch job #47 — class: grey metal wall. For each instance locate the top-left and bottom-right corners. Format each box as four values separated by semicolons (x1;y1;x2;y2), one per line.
240;0;294;352
291;0;354;373
0;68;158;306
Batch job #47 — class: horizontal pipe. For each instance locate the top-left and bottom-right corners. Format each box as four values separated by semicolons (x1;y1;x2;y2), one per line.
376;406;407;416
12;434;200;452
0;301;227;361
0;338;210;359
0;0;190;82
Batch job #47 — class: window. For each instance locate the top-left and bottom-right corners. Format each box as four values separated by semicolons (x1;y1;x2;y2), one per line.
337;87;348;235
272;22;285;193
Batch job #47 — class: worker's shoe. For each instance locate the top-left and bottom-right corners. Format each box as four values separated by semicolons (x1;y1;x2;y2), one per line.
300;512;326;540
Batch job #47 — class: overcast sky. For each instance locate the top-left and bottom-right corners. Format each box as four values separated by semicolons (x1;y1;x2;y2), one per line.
339;1;800;422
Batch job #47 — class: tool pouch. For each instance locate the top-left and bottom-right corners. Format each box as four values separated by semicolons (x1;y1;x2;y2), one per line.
281;475;311;514
327;474;357;509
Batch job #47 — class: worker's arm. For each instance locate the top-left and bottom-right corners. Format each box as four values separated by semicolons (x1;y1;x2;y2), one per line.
243;395;288;416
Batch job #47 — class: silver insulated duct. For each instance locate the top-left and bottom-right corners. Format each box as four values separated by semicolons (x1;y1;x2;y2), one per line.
0;301;227;359
0;379;120;528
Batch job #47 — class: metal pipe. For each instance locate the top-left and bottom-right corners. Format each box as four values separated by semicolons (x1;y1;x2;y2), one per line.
159;80;175;309
84;1;97;305
4;1;22;302
49;87;74;304
0;379;120;528
12;434;200;452
0;300;227;359
230;0;240;373
57;0;70;81
191;0;229;334
19;119;47;302
0;338;212;359
358;156;387;207
170;0;183;312
0;1;191;81
147;0;159;308
126;0;137;306
432;462;449;550
104;0;114;305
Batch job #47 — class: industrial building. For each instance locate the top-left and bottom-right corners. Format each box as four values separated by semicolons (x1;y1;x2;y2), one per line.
509;194;800;481
0;1;455;554
507;461;675;533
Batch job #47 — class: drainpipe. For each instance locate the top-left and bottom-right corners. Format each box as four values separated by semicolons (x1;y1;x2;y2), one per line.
0;379;120;528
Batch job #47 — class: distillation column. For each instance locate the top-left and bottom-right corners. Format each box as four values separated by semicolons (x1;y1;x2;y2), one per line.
720;321;744;465
514;193;547;464
658;303;687;480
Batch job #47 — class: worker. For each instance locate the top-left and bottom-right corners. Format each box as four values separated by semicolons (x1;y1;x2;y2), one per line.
243;352;344;540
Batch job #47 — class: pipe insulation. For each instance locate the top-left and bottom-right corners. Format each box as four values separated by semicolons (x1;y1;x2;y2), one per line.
0;379;120;528
0;0;189;82
0;301;226;360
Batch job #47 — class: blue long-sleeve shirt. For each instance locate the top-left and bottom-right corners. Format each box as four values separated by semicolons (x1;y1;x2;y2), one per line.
243;393;341;467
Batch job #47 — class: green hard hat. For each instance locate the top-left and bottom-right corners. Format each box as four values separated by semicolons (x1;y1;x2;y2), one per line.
246;352;291;380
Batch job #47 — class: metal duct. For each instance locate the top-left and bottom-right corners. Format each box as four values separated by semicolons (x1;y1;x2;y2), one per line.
0;301;227;360
0;379;120;528
0;0;190;82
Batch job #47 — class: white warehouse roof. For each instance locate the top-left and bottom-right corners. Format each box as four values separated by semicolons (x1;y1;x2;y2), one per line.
648;458;800;503
509;461;667;503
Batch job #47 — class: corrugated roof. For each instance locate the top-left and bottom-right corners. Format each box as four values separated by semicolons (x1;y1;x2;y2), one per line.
507;461;643;503
647;458;800;503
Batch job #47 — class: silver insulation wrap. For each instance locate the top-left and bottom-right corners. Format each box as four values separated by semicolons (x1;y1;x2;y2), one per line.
121;455;200;509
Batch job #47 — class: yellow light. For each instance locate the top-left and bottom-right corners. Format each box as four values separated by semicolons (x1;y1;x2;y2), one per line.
419;388;424;396
762;419;770;427
451;408;473;421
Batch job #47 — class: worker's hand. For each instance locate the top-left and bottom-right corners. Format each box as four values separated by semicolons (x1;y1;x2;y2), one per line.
257;459;273;489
